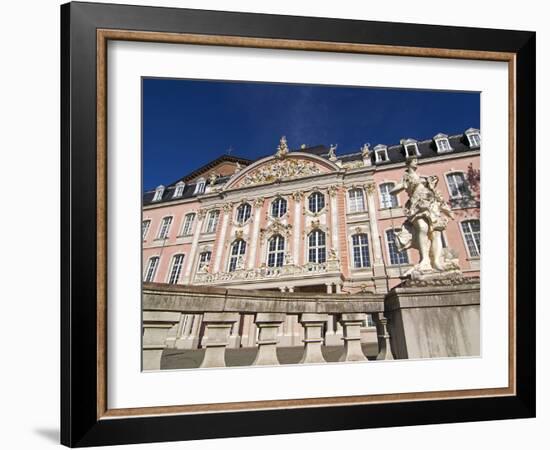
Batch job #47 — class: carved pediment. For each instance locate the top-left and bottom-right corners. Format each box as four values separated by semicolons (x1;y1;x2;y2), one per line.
236;158;325;188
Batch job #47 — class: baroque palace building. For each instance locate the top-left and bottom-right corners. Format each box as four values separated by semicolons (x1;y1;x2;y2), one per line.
142;129;481;348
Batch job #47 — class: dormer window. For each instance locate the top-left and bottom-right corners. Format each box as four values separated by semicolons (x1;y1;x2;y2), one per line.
434;133;452;153
173;181;185;198
465;128;481;148
152;185;165;202
401;139;420;158
374;145;389;163
193;178;206;195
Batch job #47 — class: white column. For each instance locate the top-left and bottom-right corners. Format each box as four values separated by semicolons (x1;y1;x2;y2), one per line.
365;183;383;265
247;198;264;269
292;192;303;265
181;210;205;284
328;186;339;254
213;204;232;273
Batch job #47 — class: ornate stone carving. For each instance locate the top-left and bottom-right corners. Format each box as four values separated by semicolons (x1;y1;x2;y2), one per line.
275;136;289;158
291;191;304;201
361;143;370;158
390;157;462;280
208;172;218;186
327;185;339;197
237;158;322;187
234;229;244;240
328;144;338;161
253;197;265;208
197;209;207;220
364;182;376;194
222;203;233;213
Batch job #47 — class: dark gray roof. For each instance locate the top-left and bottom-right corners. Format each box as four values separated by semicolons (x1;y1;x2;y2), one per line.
143;132;479;206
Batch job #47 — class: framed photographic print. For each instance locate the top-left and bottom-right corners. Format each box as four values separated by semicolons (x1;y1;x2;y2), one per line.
61;1;536;447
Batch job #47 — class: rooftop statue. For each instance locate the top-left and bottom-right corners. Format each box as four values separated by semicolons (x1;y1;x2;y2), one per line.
390;157;461;280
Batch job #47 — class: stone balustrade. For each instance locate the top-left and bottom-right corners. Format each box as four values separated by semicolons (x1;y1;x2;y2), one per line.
142;283;391;370
193;260;340;285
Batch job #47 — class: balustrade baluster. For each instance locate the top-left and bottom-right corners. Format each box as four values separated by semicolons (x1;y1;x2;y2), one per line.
299;313;328;363
252;313;285;365
338;313;368;362
373;312;394;360
199;312;240;368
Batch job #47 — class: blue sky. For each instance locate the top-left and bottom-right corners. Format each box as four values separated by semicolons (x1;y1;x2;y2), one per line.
142;78;480;190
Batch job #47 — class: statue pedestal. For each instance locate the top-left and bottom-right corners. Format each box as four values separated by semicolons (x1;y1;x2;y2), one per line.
385;278;480;359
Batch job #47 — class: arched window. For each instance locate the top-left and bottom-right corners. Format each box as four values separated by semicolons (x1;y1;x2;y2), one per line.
271;197;287;218
197;251;212;271
152;185;165;202
144;256;159;282
446;172;470;199
205;210;219;233
157;216;172;239
168;254;185;284
228;239;247;272
181;213;195;236
267;234;285;267
308;192;325;213
308;230;326;263
352;234;370;268
379;182;398;209
173;181;185;198
236;203;251;224
348;188;365;213
386;230;409;265
461;219;480;257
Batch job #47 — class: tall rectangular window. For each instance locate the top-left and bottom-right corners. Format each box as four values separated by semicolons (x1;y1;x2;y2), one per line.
446;172;470;199
142;220;151;240
229;240;247;272
181;213;195;236
461;220;481;257
386;230;409;265
348;189;365;213
157;217;172;239
198;251;212;271
308;230;326;263
168;254;185;284
352;234;370;268
379;183;398;209
144;256;159;282
205;210;219;233
267;235;285;267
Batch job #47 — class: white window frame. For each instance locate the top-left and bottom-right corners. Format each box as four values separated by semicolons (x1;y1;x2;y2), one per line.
385;229;409;265
374;145;389;163
157;216;173;239
142;219;151;240
236;203;252;224
181;213;196;236
308;192;325;214
167;254;185;284
152;185;165;202
173;181;185;198
465;129;481;148
404;143;420;158
351;233;370;268
379;182;398;209
271;197;287;218
144;256;160;282
197;251;212;271
228;239;247;272
205;210;220;233
460;219;481;257
267;234;285;267
193;178;206;195
435;137;452;153
347;188;365;213
308;229;326;264
445;172;470;199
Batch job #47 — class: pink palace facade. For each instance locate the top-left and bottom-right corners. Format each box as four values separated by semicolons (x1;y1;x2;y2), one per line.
142;129;481;348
